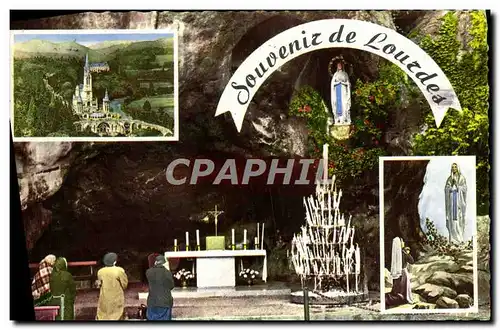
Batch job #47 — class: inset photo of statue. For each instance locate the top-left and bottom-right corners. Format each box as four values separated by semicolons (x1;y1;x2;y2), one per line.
379;156;478;314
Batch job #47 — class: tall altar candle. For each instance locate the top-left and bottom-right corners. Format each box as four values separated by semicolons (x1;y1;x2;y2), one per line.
174;239;178;249
257;223;260;243
243;229;247;245
186;232;189;246
254;236;258;249
261;223;265;250
231;229;235;245
322;144;328;182
196;230;200;247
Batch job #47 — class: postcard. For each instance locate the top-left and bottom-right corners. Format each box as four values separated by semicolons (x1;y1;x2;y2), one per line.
9;10;490;322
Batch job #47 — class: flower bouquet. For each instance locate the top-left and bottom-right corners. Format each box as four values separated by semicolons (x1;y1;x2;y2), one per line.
239;268;259;286
174;269;195;288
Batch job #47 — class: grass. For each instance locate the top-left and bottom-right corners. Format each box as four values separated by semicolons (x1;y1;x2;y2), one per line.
127;95;175;109
155;54;174;65
152;81;173;88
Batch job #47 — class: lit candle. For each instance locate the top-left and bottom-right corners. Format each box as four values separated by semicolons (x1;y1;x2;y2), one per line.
355;245;360;274
186;232;189;247
196;230;200;247
328;190;332;225
174;239;178;250
355;245;360;292
232;229;235;246
323;144;328;182
243;229;247;245
254;236;258;249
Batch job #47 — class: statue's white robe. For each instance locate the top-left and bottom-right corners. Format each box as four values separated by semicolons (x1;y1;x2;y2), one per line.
330;70;351;125
444;171;467;243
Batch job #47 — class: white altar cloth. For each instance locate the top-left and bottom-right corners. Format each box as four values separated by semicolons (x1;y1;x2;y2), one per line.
164;250;267;288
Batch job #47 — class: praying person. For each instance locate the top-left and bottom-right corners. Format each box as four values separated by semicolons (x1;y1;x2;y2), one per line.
385;237;414;308
49;257;77;320
32;254;56;306
148;253;160;268
145;255;175;321
96;252;129;320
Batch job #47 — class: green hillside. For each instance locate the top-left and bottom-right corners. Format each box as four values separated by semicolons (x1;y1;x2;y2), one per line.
14;39;109;61
88;40;134;49
14;37;174;61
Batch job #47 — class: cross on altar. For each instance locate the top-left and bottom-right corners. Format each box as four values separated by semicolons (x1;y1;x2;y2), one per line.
203;205;224;236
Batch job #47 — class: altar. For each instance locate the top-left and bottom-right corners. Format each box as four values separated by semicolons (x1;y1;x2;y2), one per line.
164;250;267;288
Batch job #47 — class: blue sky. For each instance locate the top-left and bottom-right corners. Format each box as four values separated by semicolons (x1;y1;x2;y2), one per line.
14;33;173;46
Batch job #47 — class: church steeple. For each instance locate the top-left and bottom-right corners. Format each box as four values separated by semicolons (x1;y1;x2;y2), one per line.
84;53;89;70
103;89;110;112
82;53;93;104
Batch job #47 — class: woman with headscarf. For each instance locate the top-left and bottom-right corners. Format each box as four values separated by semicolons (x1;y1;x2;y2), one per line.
385;237;414;309
146;255;175;321
49;257;77;320
32;254;57;306
96;252;129;320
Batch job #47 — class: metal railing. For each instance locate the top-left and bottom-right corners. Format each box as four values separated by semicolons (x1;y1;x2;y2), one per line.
52;294;65;320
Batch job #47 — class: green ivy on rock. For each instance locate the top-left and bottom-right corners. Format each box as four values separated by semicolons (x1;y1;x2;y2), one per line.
412;11;489;214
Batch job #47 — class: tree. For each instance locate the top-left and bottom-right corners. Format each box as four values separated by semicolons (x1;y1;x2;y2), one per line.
25;97;38;136
143;100;152;112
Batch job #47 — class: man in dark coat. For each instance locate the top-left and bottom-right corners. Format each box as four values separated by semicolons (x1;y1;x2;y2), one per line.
146;255;175;320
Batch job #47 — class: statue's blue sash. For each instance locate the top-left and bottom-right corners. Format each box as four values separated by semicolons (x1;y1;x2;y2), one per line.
452;189;458;220
335;83;343;117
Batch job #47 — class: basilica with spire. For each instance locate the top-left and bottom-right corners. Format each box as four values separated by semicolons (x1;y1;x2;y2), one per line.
70;53;172;137
72;53;117;120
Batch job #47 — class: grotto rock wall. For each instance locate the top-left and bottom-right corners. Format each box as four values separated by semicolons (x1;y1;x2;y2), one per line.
12;10;394;250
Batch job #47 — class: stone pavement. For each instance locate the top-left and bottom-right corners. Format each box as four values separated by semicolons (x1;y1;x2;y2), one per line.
74;282;490;321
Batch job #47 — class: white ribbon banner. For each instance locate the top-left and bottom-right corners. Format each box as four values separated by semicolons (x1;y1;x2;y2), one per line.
215;19;462;132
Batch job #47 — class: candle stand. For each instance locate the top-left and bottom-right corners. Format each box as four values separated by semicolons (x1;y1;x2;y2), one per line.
290;144;366;305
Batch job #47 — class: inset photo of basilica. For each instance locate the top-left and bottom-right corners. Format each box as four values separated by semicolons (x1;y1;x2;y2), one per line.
10;30;178;141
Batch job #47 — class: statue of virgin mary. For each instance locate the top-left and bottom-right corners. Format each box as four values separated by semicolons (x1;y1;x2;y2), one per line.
444;163;467;243
330;61;351;125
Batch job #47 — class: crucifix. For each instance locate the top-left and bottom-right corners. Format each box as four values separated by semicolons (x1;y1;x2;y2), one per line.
203;205;224;236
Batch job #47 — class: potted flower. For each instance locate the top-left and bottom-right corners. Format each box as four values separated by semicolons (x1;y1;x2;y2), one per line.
174;269;194;288
239;268;259;286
